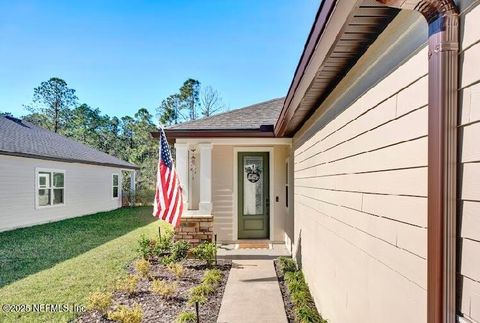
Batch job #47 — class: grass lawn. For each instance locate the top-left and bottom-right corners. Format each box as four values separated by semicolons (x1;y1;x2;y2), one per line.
0;207;170;323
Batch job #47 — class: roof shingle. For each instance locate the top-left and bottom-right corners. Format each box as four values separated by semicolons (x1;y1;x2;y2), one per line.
168;97;284;130
0;116;137;169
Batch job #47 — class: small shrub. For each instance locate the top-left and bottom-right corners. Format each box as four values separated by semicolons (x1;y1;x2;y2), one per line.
107;303;143;323
137;234;157;259
115;275;139;295
155;229;174;255
134;188;155;206
151;279;177;299
202;269;222;286
291;290;312;307
279;256;297;273
172;240;190;261
176;311;197;323
190;283;215;298
167;262;185;279
288;278;309;295
134;258;151;277
191;242;216;266
86;291;112;314
162;240;190;264
187;292;208;305
284;270;305;285
295;305;324;323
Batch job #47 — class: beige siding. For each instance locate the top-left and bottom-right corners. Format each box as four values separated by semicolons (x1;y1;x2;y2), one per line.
292;2;480;322
459;2;480;322
211;144;290;242
293;17;429;323
212;145;235;241
0;155;123;232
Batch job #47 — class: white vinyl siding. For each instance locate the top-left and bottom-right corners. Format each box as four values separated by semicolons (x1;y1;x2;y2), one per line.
0;155;123;232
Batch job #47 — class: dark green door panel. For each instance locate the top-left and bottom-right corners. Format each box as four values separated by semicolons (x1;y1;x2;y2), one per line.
238;152;269;239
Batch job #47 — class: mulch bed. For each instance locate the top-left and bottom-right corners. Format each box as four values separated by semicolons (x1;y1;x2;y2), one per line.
77;259;231;323
273;259;296;323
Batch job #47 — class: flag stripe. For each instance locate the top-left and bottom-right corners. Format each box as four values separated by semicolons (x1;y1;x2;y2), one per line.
153;128;184;227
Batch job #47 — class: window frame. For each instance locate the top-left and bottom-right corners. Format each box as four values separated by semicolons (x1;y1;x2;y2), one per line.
112;173;120;200
35;168;66;209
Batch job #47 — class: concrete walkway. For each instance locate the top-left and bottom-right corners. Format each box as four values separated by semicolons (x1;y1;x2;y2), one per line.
217;244;288;323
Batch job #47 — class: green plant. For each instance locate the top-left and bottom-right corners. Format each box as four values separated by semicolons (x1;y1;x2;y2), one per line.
284;270;305;285
187;292;208;305
167;262;185;279
291;290;312;307
134;188;156;206
294;305;324;323
172;240;191;261
288;278;309;295
162;240;190;264
134;258;151;277
191;242;216;266
137;234;157;259
155;229;174;255
115;275;139;295
176;311;197;323
279;256;297;273
190;283;215;298
86;291;112;314
202;269;222;286
107;303;143;323
151;279;177;299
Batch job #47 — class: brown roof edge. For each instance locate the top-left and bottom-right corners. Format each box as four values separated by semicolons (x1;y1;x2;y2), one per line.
275;0;337;136
151;128;279;139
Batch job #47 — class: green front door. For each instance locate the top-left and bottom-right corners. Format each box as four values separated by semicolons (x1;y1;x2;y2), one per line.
238;152;269;239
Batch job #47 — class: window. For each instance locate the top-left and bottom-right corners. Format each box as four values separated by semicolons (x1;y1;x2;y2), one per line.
112;174;119;199
37;170;65;207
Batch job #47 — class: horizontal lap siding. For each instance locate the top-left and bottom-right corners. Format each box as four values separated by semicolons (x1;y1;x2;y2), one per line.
459;2;480;322
0;155;122;231
211;145;234;241
293;39;428;322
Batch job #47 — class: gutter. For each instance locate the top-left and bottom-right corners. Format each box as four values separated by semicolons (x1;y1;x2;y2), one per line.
151;125;277;139
376;1;459;323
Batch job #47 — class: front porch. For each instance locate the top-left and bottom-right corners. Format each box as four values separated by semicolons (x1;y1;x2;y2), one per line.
173;137;293;247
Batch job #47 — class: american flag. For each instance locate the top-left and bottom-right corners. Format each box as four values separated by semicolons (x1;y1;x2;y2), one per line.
153;128;184;227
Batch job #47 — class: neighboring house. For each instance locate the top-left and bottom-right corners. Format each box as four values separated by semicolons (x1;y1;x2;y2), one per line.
0;115;138;232
159;1;480;323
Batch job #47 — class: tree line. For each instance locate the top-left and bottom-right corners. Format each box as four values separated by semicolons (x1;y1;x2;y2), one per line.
2;77;225;194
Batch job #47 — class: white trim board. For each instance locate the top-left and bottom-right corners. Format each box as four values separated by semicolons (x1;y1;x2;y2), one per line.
232;147;275;241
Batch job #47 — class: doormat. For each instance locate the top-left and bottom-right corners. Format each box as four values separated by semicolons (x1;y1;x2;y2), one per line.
237;242;270;249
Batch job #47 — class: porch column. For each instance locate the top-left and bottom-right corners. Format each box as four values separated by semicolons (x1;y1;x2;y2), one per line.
130;170;136;206
198;143;212;214
174;143;189;210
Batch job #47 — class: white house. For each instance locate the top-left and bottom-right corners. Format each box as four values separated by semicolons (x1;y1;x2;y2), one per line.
0;115;138;232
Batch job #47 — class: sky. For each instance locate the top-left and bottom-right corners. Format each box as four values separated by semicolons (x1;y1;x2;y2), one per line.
0;0;319;120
